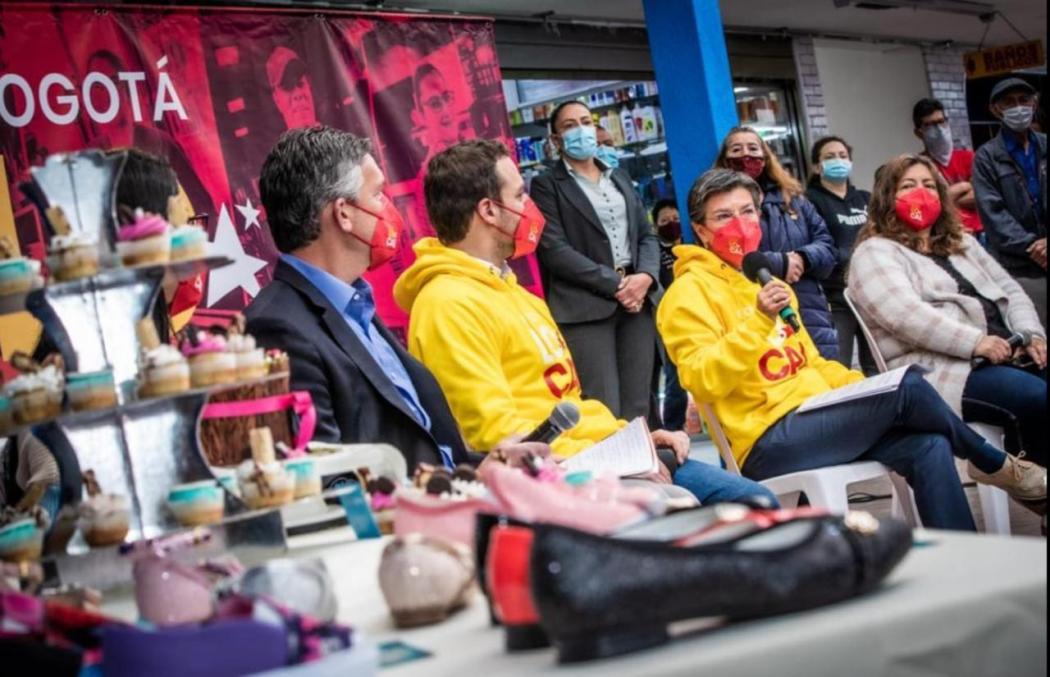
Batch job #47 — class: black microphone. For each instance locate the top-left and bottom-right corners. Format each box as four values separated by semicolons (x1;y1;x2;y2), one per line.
973;330;1032;369
742;252;801;332
522;402;581;444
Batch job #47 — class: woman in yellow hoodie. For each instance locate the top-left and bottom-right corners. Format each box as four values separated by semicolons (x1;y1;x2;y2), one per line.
394;140;777;506
657;168;1046;531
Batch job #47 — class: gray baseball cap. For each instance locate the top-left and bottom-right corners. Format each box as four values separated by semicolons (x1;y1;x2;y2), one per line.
989;77;1037;104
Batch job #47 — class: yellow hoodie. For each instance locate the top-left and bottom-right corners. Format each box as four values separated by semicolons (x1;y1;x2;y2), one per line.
393;238;624;457
656;245;862;468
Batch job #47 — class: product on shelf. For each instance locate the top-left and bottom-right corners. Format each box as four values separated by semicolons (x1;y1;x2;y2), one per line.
4;353;65;424
181;329;237;387
138;344;191;398
79;470;130;548
48;231;100;281
0;236;44;295
169;224;209;262
237;427;294;509
357;467;397;534
283;457;322;499
66;369;118;412
167;480;226;527
0;506;49;563
116;209;172;267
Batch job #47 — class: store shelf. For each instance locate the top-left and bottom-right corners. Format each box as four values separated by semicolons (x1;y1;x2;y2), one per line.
512;94;660;131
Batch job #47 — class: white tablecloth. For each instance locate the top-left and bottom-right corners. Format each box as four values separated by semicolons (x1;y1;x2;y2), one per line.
103;529;1048;677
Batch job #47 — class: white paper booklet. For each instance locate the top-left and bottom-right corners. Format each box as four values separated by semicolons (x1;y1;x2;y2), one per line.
798;365;912;413
560;417;660;478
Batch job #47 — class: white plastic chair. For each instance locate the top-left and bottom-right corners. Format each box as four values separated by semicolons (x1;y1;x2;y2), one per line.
698;403;919;525
843;288;1013;535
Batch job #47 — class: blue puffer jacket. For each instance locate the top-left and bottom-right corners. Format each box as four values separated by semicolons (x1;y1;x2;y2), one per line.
759;187;840;360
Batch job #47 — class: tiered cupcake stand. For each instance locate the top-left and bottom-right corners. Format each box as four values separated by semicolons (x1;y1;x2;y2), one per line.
3;150;286;591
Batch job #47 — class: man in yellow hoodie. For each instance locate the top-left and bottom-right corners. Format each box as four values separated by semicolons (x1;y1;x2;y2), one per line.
394;139;777;505
657;168;1046;530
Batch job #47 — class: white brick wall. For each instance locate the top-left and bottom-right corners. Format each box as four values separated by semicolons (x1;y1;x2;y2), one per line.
792;36;829;142
921;46;974;149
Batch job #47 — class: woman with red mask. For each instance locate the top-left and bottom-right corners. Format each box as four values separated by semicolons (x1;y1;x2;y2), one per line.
849;155;1047;470
658;168;1046;531
714;127;840;361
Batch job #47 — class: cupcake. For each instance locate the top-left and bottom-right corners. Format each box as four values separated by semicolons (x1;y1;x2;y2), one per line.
48;231;100;281
170;224;209;262
0;506;49;563
181;330;237;387
237;428;294;509
4;363;64;424
359;467;398;535
283;457;322;499
66;369;117;411
0;236;44;295
117;209;171;267
227;334;267;381
138;345;191;398
167;480;225;527
79;470;130;547
265;349;290;375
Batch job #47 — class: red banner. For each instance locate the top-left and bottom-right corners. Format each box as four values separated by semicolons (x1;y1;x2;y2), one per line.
0;3;538;340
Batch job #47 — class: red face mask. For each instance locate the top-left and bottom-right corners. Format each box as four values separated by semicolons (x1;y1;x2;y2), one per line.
894;187;942;232
349;196;403;270
493;197;547;259
705;216;762;269
726;155;767;180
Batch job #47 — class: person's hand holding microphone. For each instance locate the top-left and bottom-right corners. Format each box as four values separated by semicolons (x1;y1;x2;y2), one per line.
757;279;793;319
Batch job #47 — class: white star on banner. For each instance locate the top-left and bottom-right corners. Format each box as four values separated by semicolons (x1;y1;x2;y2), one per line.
207;204;268;307
236;198;262;231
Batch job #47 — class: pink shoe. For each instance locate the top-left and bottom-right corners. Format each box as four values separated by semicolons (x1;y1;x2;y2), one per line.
394;492;495;549
481;463;649;534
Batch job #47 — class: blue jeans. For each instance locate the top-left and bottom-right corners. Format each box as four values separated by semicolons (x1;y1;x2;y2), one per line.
673;458;780;507
743;369;1009;531
662;359;688;432
963;365;1046;467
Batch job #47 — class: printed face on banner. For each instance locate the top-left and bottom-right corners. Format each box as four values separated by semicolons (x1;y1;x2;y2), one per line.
0;5;531;336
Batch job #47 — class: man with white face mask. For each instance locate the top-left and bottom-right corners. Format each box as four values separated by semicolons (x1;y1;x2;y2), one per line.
973;77;1047;328
912;98;983;238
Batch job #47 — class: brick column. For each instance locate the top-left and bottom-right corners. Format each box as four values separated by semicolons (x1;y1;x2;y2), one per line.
792;36;828;143
922;45;974;149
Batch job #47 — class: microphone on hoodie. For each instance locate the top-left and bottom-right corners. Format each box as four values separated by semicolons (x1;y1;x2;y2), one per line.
742;252;801;333
973;330;1032;369
522;402;581;444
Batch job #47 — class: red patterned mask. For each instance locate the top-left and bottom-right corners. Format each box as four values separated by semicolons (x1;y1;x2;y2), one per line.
494;197;547;259
894;187;942;231
350;196;403;270
726;155;767;180
707;216;763;268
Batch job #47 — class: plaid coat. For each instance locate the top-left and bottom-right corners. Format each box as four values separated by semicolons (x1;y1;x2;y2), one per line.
848;234;1044;414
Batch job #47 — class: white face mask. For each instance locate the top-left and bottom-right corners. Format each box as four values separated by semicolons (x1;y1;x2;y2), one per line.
1001;105;1035;133
922;123;953;165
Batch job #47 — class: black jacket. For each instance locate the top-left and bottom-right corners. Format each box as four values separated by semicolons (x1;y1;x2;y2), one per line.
244;260;469;472
531;161;661;324
805;179;871;296
973;130;1047;278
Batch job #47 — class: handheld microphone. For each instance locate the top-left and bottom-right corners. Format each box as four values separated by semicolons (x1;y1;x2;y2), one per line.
522;402;581;444
973;330;1032;369
742;252;801;333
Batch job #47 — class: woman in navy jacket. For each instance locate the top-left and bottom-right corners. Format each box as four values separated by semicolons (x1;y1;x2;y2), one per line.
715;127;840;359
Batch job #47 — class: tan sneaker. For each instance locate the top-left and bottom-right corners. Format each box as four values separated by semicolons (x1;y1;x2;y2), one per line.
968;455;1047;502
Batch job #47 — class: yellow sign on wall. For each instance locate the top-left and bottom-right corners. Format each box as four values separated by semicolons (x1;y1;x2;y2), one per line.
0;157;44;361
965;40;1045;80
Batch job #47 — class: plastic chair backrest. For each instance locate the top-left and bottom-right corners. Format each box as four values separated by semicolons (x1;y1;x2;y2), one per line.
842;288;889;373
698;402;742;475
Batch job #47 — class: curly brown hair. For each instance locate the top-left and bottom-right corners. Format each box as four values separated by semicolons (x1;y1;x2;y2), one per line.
854;153;965;257
714;126;803;203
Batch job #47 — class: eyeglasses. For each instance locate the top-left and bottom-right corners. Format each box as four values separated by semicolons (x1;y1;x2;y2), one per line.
917;117;949;132
188;213;209;228
422;90;455;112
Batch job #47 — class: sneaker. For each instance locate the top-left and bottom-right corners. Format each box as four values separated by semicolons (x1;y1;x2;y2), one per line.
968;455;1048;502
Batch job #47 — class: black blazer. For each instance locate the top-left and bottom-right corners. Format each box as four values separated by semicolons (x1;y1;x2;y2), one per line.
530;161;661;324
244;260;469;472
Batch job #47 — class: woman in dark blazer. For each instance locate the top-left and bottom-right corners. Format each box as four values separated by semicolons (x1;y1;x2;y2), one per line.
530;100;661;420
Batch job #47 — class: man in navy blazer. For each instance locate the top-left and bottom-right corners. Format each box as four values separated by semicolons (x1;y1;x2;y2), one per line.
245;126;469;472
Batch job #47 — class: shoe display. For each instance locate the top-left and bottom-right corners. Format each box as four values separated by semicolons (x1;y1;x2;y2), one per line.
377;534;475;628
528;511;912;663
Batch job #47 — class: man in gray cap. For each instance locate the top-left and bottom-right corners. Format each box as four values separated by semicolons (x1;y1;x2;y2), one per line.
973;76;1046;327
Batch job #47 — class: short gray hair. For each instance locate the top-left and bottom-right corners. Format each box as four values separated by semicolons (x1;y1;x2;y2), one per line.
687;168;762;226
260;126;372;252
